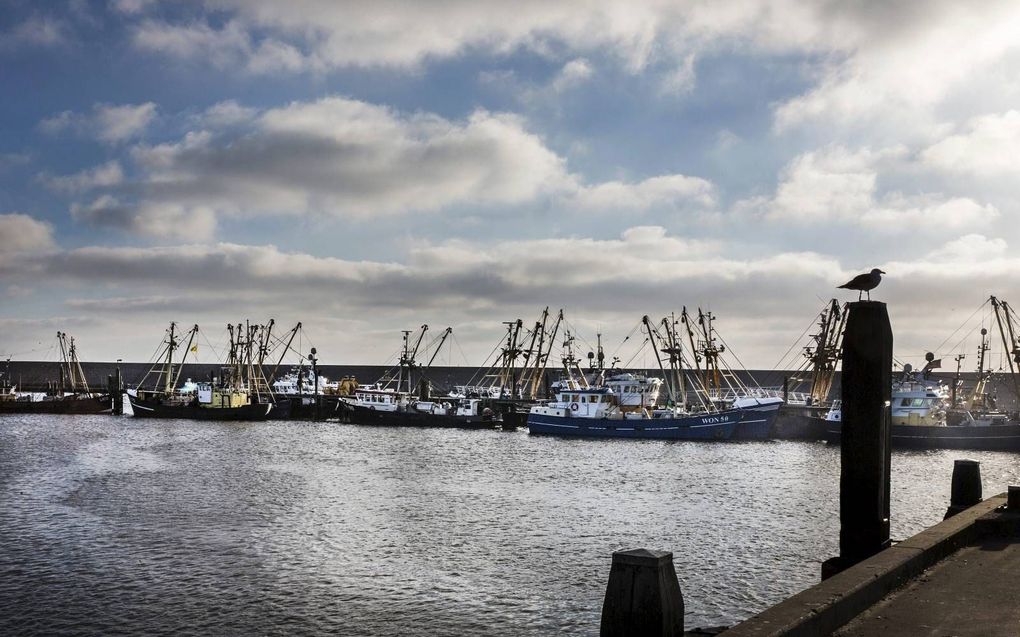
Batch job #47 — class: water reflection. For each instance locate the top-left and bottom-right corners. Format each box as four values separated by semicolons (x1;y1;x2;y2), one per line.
1;416;1018;635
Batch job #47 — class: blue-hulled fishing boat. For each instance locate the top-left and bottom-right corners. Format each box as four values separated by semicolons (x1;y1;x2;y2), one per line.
527;385;746;440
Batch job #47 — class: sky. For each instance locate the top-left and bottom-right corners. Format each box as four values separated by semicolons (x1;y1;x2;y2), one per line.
2;0;1019;369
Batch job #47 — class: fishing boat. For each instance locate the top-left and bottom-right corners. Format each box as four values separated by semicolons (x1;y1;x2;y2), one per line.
0;333;113;415
449;308;564;428
527;311;781;440
823;364;1020;450
341;325;501;429
128;322;280;421
527;385;743;440
770;299;847;439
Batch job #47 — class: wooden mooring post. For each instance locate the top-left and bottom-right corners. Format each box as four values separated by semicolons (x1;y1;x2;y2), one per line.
600;549;684;637
822;300;892;579
945;459;982;519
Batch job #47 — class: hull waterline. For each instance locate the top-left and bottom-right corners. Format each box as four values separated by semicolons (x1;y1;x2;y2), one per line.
527;409;743;440
129;395;275;421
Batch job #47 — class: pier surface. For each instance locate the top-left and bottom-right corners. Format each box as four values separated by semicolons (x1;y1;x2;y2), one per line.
721;493;1020;636
835;537;1020;636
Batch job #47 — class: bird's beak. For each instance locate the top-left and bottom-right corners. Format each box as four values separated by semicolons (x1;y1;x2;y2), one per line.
879;270;886;274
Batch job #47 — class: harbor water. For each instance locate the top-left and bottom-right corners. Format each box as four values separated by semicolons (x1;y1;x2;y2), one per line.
2;416;1019;635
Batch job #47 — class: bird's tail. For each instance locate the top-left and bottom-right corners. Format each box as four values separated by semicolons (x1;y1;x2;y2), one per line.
837;284;850;289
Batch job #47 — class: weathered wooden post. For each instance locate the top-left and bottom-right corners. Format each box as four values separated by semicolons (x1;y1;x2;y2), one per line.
1008;485;1020;511
600;549;684;637
107;365;124;415
944;459;981;519
822;301;892;579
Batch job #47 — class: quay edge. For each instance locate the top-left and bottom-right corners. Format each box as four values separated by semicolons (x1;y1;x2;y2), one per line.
717;493;1012;637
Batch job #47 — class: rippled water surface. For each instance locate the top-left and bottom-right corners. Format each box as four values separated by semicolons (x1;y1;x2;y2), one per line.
2;415;1020;635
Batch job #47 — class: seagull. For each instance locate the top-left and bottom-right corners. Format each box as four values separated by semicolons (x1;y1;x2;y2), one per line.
839;268;885;300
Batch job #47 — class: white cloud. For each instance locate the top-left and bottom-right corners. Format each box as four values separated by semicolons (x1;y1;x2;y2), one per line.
58;95;727;237
773;2;1020;137
66;97;573;235
925;234;1008;263
550;58;593;92
39;102;157;144
0;213;56;254
109;0;156;14
194;100;259;127
93;103;158;143
568;174;715;211
922;110;1020;178
121;1;879;73
71;196;217;241
760;146;999;230
41;160;124;193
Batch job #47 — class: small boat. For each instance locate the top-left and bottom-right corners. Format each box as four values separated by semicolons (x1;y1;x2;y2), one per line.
129;322;280;421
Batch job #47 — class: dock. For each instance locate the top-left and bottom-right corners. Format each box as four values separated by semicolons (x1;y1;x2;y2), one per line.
720;491;1020;636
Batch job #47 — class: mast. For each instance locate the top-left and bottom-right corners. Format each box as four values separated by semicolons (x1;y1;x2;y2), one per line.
991;296;1020;404
424;327;453;369
659;314;686;407
173;325;198;392
697;308;724;396
56;332;73;394
643;315;674;408
804;299;847;405
164;321;177;395
681;307;702;389
528;308;562;399
268;322;302;384
560;329;588;389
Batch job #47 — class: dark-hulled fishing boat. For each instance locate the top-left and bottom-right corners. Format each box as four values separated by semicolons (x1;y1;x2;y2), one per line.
0;332;112;415
129;322;280;421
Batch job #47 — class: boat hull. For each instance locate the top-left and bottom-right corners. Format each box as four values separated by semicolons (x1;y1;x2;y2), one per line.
347;404;500;429
527;409;742;440
0;395;112;415
733;403;782;440
283;395;346;420
823;420;1020;451
129;395;275;421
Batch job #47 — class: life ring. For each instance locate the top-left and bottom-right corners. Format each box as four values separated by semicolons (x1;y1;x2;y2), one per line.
570;402;579;412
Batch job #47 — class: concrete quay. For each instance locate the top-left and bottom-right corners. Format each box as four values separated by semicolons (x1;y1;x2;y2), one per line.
719;493;1019;636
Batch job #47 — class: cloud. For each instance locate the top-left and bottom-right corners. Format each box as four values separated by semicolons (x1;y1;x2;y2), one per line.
41;160;124;193
131;19;313;74
759;146;999;229
39;102;157;143
3;227;1019;365
773;2;1020;136
568;175;716;211
109;0;156;14
550;58;593;92
120;1;886;74
0;213;56;254
71;196;217;241
924;234;1008;263
0;16;66;50
922;110;1020;178
62;96;571;235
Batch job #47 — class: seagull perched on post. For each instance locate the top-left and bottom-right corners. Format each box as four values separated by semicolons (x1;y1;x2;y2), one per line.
839;268;885;300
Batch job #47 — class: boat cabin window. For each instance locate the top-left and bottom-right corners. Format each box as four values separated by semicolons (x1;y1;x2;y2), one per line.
580;396;586;403
900;398;911;406
911;398;925;407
